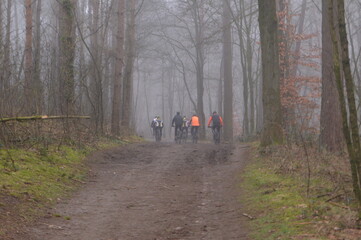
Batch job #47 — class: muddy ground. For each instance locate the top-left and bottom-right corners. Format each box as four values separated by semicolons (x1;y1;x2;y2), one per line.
17;141;250;240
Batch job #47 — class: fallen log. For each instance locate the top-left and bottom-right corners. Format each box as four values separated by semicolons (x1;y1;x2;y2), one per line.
0;115;90;123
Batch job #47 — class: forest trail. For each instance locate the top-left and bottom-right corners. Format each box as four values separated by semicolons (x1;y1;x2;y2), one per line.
20;142;250;240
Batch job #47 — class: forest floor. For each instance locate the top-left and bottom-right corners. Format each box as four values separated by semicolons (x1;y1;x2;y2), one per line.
12;141;250;240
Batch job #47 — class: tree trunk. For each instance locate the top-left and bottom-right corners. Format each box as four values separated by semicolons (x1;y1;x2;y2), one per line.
58;0;76;115
258;0;284;147
3;0;11;115
111;0;125;135
0;0;4;116
24;0;34;114
320;0;343;152
33;0;43;114
223;0;233;142
193;0;206;139
121;0;136;129
329;0;361;216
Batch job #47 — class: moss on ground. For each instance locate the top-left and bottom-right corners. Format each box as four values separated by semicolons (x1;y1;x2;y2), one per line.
241;143;358;240
0;136;143;237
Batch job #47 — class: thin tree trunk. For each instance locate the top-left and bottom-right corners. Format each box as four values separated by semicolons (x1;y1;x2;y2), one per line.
24;0;34;114
33;0;43;114
223;0;233;142
121;0;136;129
329;0;361;216
193;0;206;139
3;0;11;115
0;0;4;116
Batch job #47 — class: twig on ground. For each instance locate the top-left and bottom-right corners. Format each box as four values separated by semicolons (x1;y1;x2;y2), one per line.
325;194;343;202
328;201;350;210
242;213;255;220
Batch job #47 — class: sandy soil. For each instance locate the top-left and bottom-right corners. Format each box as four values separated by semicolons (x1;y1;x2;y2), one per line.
18;141;250;240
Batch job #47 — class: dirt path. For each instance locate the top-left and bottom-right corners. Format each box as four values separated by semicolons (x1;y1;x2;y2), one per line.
21;142;250;240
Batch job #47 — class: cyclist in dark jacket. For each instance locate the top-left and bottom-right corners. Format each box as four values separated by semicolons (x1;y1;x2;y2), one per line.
172;112;183;141
207;111;223;131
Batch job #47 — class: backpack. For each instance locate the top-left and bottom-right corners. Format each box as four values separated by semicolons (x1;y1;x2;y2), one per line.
212;114;220;126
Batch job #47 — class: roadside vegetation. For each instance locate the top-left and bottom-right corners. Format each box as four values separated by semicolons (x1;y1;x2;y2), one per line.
0;120;142;238
242;143;361;240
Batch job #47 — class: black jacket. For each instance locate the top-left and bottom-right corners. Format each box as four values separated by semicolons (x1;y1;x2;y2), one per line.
172;114;183;126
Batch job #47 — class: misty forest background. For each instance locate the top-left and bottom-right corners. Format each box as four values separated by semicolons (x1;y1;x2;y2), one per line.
0;0;320;141
0;0;360;150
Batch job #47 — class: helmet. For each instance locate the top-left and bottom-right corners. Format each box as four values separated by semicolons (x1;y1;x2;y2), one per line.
213;111;217;114
177;112;180;115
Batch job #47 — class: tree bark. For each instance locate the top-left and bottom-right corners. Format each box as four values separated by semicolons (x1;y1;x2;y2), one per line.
258;0;284;147
121;0;136;129
223;0;233;142
111;0;125;135
33;0;43;114
58;0;76;115
193;0;206;139
320;0;343;152
24;0;34;114
329;0;361;216
2;0;11;116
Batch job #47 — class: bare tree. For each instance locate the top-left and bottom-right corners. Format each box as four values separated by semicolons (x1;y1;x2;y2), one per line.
122;0;136;129
24;0;33;114
258;0;284;147
222;0;233;142
320;0;343;152
58;0;76;115
111;0;125;135
329;0;361;215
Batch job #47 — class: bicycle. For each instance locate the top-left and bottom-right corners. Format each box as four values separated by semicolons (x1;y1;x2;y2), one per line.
154;127;162;142
175;128;182;144
181;128;188;143
211;127;221;144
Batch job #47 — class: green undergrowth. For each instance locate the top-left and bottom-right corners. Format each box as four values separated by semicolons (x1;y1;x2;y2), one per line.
0;135;143;236
241;143;358;240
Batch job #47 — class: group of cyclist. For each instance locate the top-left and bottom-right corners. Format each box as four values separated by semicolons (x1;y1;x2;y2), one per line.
151;111;223;143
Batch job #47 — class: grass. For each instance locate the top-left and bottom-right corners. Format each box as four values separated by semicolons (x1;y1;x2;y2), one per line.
0;136;143;237
241;143;359;240
0;146;89;204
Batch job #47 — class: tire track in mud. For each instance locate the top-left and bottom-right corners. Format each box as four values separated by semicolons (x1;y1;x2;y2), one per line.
19;142;249;240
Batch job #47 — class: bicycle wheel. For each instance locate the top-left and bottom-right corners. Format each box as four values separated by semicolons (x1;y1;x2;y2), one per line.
213;128;220;144
182;130;187;143
177;131;182;144
155;128;161;142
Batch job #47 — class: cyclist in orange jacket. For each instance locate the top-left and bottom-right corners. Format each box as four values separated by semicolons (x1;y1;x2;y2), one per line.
189;114;200;138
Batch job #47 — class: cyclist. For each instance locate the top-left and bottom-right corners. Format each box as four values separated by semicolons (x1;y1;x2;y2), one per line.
172;112;183;141
207;111;223;142
181;116;190;139
182;116;189;135
189;114;200;140
151;116;164;138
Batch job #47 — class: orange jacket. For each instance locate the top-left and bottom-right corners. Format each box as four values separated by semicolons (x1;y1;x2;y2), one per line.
207;115;223;126
190;116;200;126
